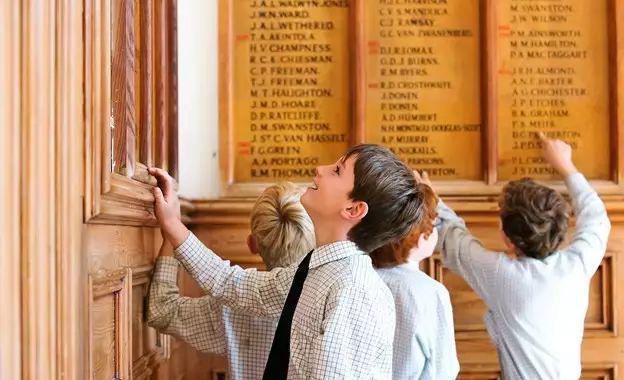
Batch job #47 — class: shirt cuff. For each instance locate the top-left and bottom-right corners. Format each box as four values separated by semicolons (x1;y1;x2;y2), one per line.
153;256;179;284
564;172;592;198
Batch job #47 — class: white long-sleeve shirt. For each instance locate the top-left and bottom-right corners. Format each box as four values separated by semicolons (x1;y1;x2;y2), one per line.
376;262;459;380
173;234;396;379
147;257;276;380
436;173;611;379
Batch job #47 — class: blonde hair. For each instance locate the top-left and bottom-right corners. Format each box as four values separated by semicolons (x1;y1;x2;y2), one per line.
250;182;315;269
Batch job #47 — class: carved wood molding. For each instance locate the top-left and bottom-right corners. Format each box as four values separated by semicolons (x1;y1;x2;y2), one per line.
85;0;157;227
85;0;178;227
88;268;132;380
132;265;171;380
458;363;501;379
458;362;616;379
581;363;618;380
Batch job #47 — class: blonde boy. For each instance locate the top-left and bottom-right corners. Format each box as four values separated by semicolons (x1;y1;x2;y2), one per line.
147;182;314;380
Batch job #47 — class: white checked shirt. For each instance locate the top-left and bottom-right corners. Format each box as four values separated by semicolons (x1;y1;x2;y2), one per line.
175;234;396;379
436;173;611;379
376;262;459;380
147;257;276;380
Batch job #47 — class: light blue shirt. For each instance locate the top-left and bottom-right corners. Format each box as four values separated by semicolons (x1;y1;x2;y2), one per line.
376;262;459;380
436;173;611;379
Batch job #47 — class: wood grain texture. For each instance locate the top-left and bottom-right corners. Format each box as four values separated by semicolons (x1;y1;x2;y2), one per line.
20;1;57;378
0;1;22;378
111;0;137;177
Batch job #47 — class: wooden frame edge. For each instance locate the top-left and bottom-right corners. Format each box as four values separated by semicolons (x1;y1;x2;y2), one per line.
88;268;132;380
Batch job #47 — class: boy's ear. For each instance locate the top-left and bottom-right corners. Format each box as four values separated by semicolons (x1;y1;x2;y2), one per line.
247;234;260;255
341;200;368;222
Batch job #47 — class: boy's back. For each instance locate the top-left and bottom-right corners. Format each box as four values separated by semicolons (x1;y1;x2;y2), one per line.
486;249;593;379
436;172;610;379
376;263;458;380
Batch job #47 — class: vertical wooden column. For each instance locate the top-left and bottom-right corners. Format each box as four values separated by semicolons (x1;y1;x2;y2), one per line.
350;0;366;145
483;0;498;185
55;1;87;379
21;0;57;378
610;0;624;184
155;0;171;172
0;1;22;379
168;0;179;179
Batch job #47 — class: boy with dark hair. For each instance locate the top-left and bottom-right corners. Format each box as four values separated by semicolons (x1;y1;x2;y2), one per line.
148;144;425;379
423;135;611;379
371;183;459;379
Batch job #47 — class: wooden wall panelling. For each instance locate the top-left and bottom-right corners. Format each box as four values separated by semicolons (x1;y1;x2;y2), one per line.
611;1;624;185
458;363;501;379
111;0;137;178
131;265;171;380
483;0;498;185
218;0;235;191
154;0;170;172
88;268;132;380
85;0;158;226
608;0;623;185
351;0;365;145
0;1;22;378
581;363;617;380
139;0;154;168
20;1;58;378
56;0;88;379
168;0;179;180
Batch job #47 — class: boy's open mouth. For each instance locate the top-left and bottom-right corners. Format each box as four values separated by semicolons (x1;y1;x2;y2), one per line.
309;179;319;191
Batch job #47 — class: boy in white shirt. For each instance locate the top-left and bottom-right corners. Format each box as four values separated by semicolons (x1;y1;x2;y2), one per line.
421;136;611;379
147;182;314;380
372;182;459;380
148;144;427;379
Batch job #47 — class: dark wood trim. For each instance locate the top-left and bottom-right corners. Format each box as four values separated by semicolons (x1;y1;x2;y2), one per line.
483;0;498;185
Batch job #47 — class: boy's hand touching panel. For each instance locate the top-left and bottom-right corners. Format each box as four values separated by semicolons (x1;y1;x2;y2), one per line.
538;132;578;178
149;167;189;247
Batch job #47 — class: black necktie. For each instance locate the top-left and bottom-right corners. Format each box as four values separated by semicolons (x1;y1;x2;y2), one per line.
262;249;314;380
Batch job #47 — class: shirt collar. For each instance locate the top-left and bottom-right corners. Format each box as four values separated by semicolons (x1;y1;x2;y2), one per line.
309;240;364;269
395;260;422;271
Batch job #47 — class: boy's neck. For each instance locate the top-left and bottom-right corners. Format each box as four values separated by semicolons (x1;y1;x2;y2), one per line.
313;221;351;248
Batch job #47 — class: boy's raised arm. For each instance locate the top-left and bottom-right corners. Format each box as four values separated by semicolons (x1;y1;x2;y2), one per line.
147;249;227;354
415;170;501;304
540;134;611;275
148;167;294;318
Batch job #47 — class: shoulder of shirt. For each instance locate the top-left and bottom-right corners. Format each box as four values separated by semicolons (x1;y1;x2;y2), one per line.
380;267;450;301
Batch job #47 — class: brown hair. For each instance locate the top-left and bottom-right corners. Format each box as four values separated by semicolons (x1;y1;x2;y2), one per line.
499;178;570;259
370;183;438;267
250;182;315;269
344;144;426;253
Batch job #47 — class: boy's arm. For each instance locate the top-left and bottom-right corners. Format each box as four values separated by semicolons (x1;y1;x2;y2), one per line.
148;167;294;317
174;232;294;317
147;255;227;354
435;201;501;304
540;135;611;275
564;173;610;275
414;170;501;303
